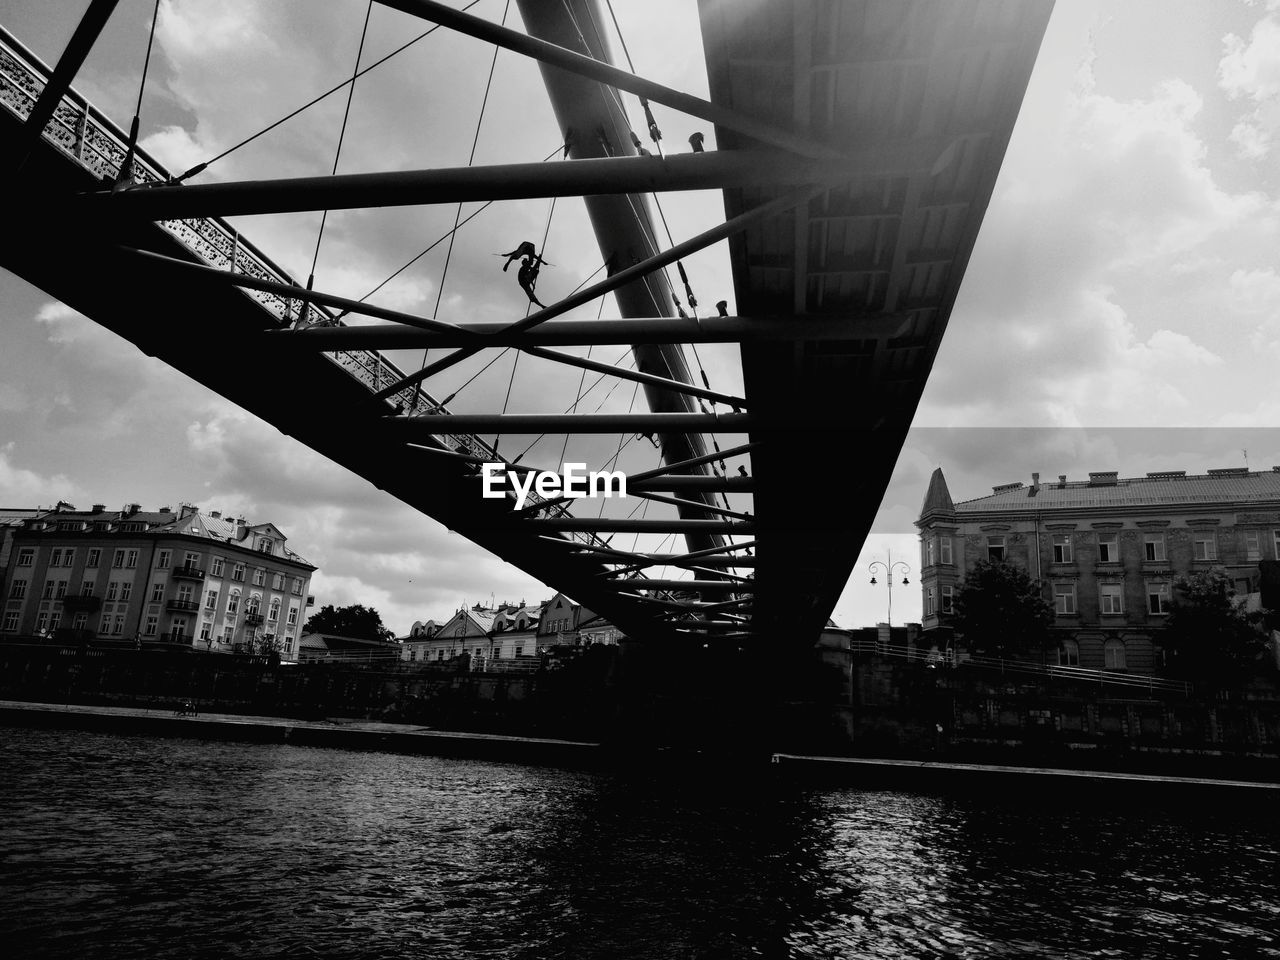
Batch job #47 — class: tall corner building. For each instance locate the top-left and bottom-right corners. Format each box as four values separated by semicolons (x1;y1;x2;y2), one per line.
1;502;316;658
916;466;1280;673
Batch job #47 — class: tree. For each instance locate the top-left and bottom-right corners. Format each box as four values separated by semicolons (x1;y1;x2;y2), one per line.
1161;569;1269;681
303;603;395;642
950;559;1054;659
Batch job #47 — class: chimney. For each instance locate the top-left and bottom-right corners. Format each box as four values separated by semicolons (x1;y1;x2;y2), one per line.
210;510;222;519
1030;472;1041;496
1058;475;1067;487
91;504;105;513
178;503;198;519
234;520;247;540
124;503;141;515
159;506;172;514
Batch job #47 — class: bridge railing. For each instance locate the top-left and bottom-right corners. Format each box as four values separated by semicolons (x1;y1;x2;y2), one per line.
0;25;607;548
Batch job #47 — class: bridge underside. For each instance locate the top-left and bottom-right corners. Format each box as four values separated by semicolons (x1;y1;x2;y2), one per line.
0;0;1052;650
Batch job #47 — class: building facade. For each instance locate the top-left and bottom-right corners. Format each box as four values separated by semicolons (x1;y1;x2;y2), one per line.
399;593;623;665
917;467;1278;673
1;502;316;658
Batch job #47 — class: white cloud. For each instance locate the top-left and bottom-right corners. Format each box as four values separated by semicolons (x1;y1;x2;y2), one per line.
0;444;82;505
1220;6;1280;158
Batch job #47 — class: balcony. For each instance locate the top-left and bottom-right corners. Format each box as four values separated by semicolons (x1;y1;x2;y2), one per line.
61;594;101;611
244;612;264;626
166;598;200;613
171;565;206;582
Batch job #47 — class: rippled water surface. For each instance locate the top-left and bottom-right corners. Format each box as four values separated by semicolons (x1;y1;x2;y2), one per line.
3;726;1279;958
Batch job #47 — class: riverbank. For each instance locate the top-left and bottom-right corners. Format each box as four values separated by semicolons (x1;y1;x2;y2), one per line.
6;699;1280;793
0;699;600;767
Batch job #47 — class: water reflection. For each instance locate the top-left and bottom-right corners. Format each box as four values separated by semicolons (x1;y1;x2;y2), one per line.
2;727;1279;959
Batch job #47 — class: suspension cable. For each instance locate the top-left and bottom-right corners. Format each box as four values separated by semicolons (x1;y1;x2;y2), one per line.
168;0;486;184
307;0;374;303
115;0;162;188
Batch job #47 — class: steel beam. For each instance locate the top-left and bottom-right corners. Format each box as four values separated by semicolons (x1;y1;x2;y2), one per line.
117;246;464;334
384;412;750;434
628;490;753;521
268;313;907;349
14;0;120;172
374;0;843;161
628;476;754;492
625;443;758;483
529;518;754;534
369;185;824;400
521;345;746;408
92;149;934;220
598;579;748;593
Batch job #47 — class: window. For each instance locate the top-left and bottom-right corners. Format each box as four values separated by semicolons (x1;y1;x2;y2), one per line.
112;549;125;568
408;648;416;661
50;548;73;567
987;536;1006;562
16;548;34;567
1052;534;1073;564
206;589;218;610
99;615;112;635
231;564;245;582
246;596;261;615
287;606;298;627
940;537;952;565
1143;534;1165;562
200;622;212;642
438;649;445;660
211;557;225;578
106;581;119;602
1193;533;1217;561
1058;639;1080;666
272;573;284;591
71;613;88;632
258;538;273;554
171;618;188;639
455;625;465;636
284;637;293;653
941;585;954;614
227;593;240;616
252;568;265;587
1053;583;1077;615
157;550;171;569
48;611;61;631
42;579;56;600
514;646;523;657
223;625;234;643
119;582;131;602
184;552;200;569
126;550;138;569
268;598;280;622
491;647;501;659
112;615;125;635
148;582;163;603
1147;582;1171;615
35;611;48;634
1247;530;1261;561
925;587;935;616
8;580;26;600
2;611;19;632
291;577;302;596
1099;583;1124;615
144;615;158;637
176;584;194;604
86;549;100;568
80;581;95;597
1104;638;1127;670
925;539;935;567
1096;534;1118;563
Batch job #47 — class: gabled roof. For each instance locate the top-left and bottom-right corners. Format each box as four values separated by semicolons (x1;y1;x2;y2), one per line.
953;469;1280;514
157;512;313;567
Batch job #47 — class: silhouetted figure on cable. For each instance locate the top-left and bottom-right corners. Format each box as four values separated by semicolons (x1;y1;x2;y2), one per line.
517;253;547;308
499;240;538;272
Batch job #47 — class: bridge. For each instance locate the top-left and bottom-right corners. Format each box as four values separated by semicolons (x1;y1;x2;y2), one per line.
0;0;1053;654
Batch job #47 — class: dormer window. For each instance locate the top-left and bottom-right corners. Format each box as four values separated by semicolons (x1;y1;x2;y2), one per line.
257;538;273;554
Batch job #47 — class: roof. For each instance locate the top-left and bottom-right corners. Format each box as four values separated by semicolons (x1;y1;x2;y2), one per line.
953;469;1280;514
920;468;955;517
159;511;313;567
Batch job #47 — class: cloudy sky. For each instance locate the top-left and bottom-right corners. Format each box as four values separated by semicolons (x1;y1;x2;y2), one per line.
2;0;1279;632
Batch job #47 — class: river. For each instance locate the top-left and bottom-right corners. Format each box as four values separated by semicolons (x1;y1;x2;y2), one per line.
2;726;1278;958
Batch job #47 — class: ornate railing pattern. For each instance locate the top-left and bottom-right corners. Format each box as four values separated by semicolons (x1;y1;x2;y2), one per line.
0;28;600;541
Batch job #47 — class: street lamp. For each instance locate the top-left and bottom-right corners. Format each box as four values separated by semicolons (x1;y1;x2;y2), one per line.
868;550;911;629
